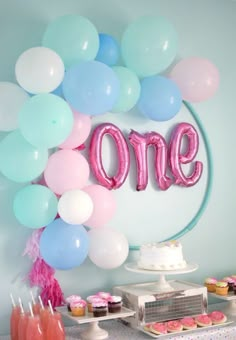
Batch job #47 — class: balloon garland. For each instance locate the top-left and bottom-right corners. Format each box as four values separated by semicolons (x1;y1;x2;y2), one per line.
0;14;219;307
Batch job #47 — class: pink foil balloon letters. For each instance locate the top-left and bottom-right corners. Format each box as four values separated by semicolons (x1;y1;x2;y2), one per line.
169;122;203;186
89;123;130;189
129;130;172;191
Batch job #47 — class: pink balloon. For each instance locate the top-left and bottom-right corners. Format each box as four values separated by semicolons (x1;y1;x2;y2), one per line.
59;111;91;149
44;149;90;195
129;130;172;191
169;122;203;186
169;57;219;102
83;184;116;228
89;123;130;189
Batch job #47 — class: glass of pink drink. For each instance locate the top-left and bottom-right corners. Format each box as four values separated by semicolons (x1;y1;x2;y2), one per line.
26;315;44;340
18;312;29;340
46;312;65;340
39;307;51;334
10;305;21;340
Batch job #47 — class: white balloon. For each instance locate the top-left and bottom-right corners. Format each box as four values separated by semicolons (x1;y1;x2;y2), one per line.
88;227;129;269
0;82;29;131
58;189;93;225
15;47;65;94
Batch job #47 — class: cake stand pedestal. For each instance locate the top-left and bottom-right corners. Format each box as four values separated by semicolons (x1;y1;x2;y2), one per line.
209;292;236;316
57;306;135;340
125;263;198;293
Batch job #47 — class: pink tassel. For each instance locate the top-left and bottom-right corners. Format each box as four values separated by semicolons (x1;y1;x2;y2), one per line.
41;278;65;308
27;258;55;287
22;228;45;262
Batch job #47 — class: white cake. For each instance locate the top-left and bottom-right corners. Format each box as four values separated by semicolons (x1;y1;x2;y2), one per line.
137;240;187;270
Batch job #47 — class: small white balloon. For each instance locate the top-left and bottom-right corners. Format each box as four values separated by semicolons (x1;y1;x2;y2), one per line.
15;47;65;94
0;82;29;131
88;227;129;269
58;189;93;225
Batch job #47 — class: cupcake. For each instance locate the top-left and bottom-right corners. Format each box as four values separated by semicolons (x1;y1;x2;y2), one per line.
215;281;229;296
222;277;235;292
86;295;98;313
92;299;108;317
96;291;111;301
107;295;122;313
233;284;236;295
70;299;87;317
204;277;217;292
65;295;81;312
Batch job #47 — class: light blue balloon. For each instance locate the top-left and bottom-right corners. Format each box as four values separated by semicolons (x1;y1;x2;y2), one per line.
121;16;178;77
18;94;73;149
138;76;182;121
112;66;141;113
40;219;89;270
96;33;120;66
62;61;120;115
42;15;99;69
13;184;58;228
0;130;48;182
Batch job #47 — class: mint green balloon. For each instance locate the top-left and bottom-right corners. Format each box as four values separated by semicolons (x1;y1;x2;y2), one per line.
13;184;58;228
111;66;141;113
0;131;48;183
42;15;99;69
121;16;178;77
19;94;73;149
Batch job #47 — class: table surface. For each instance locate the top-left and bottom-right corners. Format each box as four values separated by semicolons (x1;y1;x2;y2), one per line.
1;302;236;340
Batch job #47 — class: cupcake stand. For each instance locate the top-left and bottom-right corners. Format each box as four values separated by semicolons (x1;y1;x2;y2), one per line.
57;306;135;340
125;262;199;292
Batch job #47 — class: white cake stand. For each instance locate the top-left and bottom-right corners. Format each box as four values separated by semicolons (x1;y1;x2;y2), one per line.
125;262;198;292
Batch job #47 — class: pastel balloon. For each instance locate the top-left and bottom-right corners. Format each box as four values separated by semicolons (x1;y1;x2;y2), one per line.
0;82;29;131
89;123;130;189
44;149;90;195
111;66;141;113
95;33;120;66
88;227;129;269
83;184;116;228
18;93;74;148
13;184;58;228
0;130;48;183
121;16;178;77
138;76;182;121
59;111;91;149
40;218;89;270
58;189;93;225
169;122;203;186
15;47;65;94
169;57;220;102
42;14;99;69
62;61;120;115
129;130;172;191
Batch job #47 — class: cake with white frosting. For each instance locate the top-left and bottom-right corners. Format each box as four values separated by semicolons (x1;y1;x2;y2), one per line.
137;240;187;270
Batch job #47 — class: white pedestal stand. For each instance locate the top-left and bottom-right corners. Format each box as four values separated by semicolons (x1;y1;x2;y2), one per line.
125;263;198;293
57;306;135;340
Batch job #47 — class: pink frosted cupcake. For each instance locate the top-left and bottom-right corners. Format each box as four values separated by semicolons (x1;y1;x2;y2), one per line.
107;295;122;313
204;277;217;292
92;299;108;317
96;291;111;301
86;295;98;313
70;299;87;317
222;277;235;292
65;295;81;312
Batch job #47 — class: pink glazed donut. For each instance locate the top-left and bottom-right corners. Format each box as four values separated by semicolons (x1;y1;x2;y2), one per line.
180;317;197;330
208;310;227;324
150;322;168;334
166;320;183;333
195;314;212;327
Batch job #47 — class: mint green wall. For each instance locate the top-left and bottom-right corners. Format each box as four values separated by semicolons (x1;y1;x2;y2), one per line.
0;0;235;335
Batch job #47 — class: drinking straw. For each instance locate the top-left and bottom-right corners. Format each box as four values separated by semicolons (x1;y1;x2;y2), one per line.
10;293;16;308
48;300;54;315
38;296;44;310
30;291;36;305
28;302;34;318
18;298;24;314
